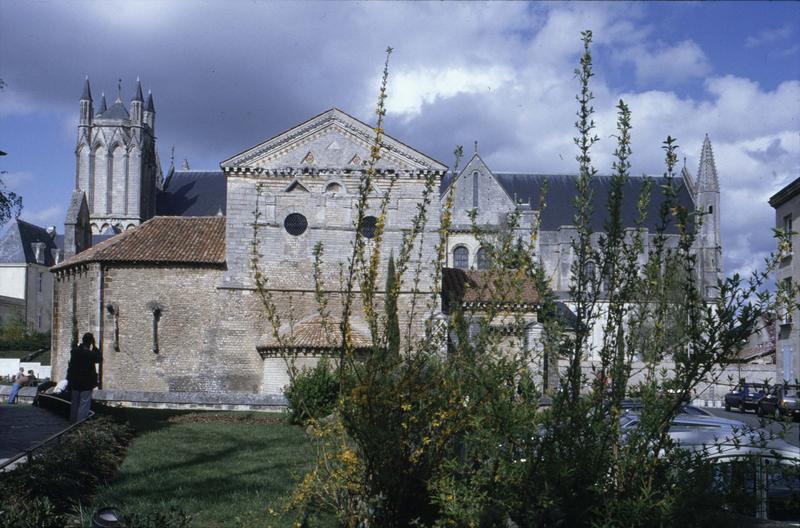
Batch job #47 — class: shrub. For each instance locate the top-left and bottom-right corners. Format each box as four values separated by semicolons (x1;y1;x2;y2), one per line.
283;358;338;424
0;317;50;352
257;36;796;528
0;417;132;517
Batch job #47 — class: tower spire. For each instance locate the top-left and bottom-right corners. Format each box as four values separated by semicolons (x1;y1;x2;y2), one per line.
145;90;155;113
81;76;92;101
133;77;144;102
99;92;108;113
696;134;719;192
116;78;123;102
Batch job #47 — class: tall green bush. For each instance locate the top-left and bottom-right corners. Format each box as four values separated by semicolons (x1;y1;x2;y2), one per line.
255;33;797;528
284;358;339;424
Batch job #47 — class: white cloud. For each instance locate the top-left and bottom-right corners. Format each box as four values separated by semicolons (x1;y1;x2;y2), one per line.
745;25;794;48
618;40;711;84
0;171;33;191
389;66;515;117
19;205;63;227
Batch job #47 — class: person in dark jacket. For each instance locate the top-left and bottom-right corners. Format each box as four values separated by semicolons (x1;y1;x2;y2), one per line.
66;332;101;423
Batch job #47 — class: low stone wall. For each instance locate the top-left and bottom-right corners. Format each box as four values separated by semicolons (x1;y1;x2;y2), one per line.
94;389;287;412
566;360;779;405
0;385;37;404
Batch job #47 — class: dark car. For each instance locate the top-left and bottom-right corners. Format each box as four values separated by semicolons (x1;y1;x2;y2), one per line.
757;384;800;420
724;382;767;413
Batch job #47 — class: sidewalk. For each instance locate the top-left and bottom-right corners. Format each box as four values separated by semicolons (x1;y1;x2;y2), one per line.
0;403;70;467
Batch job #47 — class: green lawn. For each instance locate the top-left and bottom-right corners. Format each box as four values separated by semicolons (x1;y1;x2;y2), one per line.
91;407;332;528
0;348;51;365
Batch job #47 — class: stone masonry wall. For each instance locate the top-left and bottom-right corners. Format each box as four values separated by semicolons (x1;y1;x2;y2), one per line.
52;263;101;380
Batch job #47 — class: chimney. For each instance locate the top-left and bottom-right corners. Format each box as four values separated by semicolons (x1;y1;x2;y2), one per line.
46;225;57;239
31;242;46;264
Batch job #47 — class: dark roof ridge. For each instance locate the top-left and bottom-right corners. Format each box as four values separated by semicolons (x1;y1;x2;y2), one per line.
492;172;673;179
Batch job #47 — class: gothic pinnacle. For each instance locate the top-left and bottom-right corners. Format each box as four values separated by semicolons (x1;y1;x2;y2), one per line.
146;90;155;113
696;134;719;192
99;93;108;113
81;76;92;101
133;77;144;102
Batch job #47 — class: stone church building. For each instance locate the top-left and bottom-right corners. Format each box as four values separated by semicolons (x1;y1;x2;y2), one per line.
50;80;722;403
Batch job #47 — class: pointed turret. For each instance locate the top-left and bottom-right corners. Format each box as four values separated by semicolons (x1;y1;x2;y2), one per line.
143;90;155;130
99;93;108;114
79;77;93;126
131;77;144;124
133;77;144;102
146;91;155;112
81;76;92;101
696;134;719;193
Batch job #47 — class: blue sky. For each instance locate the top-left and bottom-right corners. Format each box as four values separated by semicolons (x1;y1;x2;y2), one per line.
0;1;798;276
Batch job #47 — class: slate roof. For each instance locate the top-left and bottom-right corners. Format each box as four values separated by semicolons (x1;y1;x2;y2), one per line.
96;98;129;120
52;216;225;270
443;173;695;233
257;315;372;353
0;220;60;266
157;171;226;216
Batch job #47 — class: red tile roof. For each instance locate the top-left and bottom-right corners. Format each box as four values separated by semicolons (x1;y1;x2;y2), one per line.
52;216;225;270
258;315;372;353
442;267;540;311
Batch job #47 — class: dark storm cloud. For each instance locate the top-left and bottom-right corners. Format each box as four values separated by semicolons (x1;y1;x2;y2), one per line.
1;1;797;277
0;1;538;168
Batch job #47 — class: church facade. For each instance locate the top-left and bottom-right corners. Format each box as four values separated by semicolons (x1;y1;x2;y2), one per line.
50;81;722;400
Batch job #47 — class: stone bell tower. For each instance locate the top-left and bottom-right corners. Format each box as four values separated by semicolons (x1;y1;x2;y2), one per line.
694;134;723;298
74;78;160;234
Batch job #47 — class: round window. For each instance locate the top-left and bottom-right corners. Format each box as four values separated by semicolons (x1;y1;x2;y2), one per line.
359;216;378;239
284;213;308;236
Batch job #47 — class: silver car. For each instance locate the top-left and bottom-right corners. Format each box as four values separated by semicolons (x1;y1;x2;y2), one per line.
622;412;799;523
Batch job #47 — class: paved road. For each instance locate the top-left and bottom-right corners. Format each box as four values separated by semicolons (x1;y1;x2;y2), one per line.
0;403;70;465
705;407;799;447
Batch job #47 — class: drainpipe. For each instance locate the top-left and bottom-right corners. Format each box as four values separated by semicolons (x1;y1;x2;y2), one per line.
96;264;104;389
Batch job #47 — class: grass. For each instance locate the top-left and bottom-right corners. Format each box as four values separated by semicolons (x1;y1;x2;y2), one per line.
90;406;333;528
0;348;51;365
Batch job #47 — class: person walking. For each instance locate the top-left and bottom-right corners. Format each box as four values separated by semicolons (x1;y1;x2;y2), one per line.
66;332;101;423
7;367;27;404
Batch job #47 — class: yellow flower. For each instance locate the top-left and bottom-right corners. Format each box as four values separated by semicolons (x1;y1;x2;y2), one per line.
401;403;412;412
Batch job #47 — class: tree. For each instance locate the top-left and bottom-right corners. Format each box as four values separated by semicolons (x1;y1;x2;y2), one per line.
264;33;796;527
0;80;23;224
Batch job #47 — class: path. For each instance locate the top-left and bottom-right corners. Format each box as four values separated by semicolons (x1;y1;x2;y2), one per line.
0;403;70;466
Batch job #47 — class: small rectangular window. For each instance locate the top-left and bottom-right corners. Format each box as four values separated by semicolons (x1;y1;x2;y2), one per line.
472;172;479;209
38;272;43;293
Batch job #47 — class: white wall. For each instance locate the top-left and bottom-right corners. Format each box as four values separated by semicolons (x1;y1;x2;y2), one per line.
0;265;26;299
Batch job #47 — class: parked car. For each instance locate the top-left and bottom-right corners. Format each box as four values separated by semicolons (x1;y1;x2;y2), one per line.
620;398;712;417
757;384;800;420
724;382;767;413
677;427;800;523
622;411;799;522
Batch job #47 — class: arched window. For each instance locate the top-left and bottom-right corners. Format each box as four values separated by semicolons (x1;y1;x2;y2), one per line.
476;247;490;270
359;216;378;239
325;182;344;196
583;260;597;283
453;246;469;269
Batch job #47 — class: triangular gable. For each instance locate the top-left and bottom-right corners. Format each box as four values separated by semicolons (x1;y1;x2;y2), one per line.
284;179;310;193
443;153;516;206
221;108;447;173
